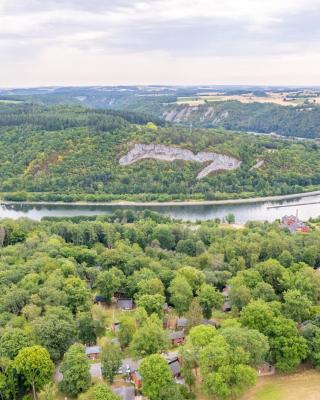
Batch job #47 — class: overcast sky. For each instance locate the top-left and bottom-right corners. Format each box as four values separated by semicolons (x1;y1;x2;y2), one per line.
1;0;320;87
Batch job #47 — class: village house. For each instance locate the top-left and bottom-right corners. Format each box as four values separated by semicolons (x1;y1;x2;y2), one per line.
176;317;188;330
85;345;101;360
117;298;134;310
169;330;185;346
281;214;310;234
130;370;142;390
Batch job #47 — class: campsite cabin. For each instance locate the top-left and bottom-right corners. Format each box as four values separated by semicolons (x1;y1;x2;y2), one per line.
117;298;134;310
85;345;101;360
169;330;185;346
176;317;188;331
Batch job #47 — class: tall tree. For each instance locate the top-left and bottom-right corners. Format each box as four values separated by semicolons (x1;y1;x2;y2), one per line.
139;354;175;400
101;342;122;384
13;345;54;400
59;343;91;397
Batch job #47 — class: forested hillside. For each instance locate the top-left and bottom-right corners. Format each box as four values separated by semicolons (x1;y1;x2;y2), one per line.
164;101;320;139
1;103;320;202
1;213;320;399
2;86;320;139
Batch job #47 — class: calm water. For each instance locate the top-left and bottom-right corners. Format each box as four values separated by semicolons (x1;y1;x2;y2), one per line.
1;193;320;223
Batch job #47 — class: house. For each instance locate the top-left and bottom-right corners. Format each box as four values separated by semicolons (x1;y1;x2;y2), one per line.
168;357;181;377
130;370;142;390
176;317;188;330
169;331;185;346
85;345;101;360
113;386;135;400
117;298;134;310
281;215;310;234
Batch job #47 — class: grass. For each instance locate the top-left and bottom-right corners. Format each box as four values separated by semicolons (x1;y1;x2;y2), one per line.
240;369;320;400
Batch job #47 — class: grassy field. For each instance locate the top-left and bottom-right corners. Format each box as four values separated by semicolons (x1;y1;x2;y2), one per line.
176;92;320;107
241;369;320;400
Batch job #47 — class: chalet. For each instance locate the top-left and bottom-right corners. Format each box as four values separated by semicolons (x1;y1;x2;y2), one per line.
117;298;134;310
281;215;310;234
113;386;135;400
85;345;101;360
131;370;142;390
169;330;185;346
176;317;188;330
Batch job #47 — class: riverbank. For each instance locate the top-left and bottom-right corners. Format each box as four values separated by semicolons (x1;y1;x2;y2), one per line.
2;190;320;207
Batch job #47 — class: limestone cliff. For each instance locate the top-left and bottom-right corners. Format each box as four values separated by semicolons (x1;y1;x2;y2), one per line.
119;144;241;180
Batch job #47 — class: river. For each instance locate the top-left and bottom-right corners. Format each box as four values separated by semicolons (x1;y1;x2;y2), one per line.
1;192;320;223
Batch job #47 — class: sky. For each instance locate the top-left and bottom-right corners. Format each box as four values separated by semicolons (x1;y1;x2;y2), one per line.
1;0;320;87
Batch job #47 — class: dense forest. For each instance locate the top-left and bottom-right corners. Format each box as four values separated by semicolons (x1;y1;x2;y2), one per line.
164;101;320;139
1;212;320;399
1;103;320;203
2;86;320;139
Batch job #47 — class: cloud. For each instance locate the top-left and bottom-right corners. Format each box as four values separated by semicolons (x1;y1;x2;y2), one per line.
0;0;320;85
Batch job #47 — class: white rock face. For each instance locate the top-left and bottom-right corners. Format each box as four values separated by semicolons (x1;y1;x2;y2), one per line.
119;144;241;180
250;160;265;170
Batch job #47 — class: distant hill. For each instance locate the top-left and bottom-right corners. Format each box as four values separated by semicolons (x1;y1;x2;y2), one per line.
2;86;320;139
0;103;320;202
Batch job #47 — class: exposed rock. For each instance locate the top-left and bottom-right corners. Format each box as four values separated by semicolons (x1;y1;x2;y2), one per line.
119;144;241;180
250;160;265;170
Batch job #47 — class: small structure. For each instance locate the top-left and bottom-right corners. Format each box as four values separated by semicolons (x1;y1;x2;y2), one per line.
94;295;107;304
113;386;135;400
113;321;121;333
222;300;231;312
281;214;310;234
169;331;185;346
168;357;181;377
176;317;188;330
117;298;134;310
131;370;142;390
85;345;101;360
222;286;230;298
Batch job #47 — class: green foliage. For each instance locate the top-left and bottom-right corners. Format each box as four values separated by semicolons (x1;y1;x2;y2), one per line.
135;294;165;316
130;316;169;357
199;336;256;399
79;384;121;400
31;312;77;361
1;103;320;202
59;343;91;397
197;283;224;318
13;345;54;400
139;354;175;400
0;329;33;359
101;342;122;384
169;277;193;316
